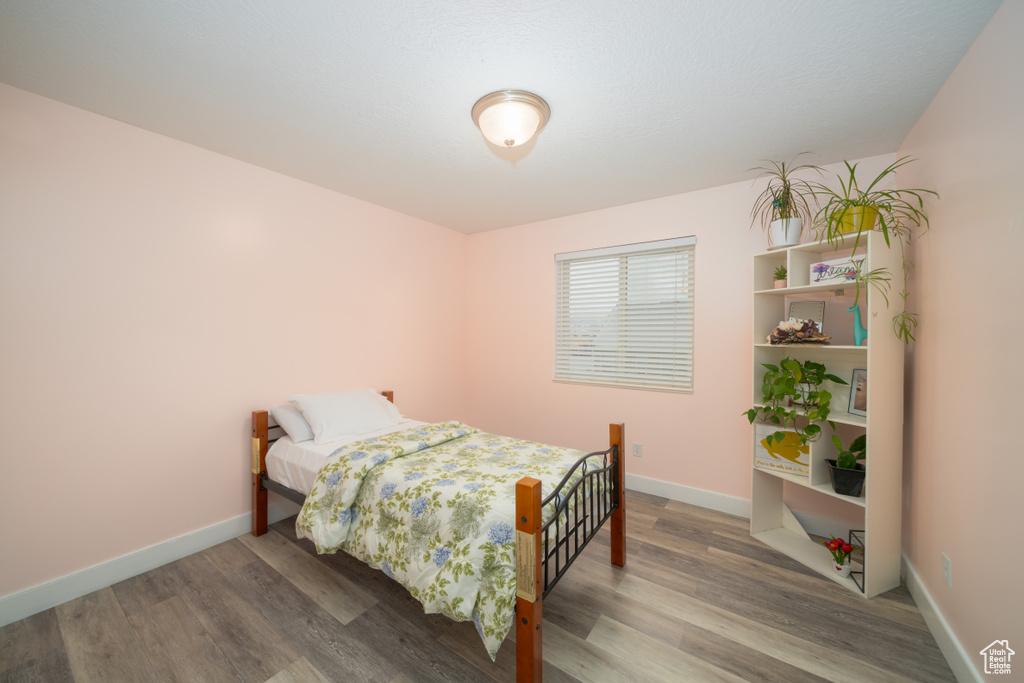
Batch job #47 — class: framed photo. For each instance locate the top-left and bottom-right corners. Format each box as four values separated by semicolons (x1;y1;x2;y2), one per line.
849;369;868;416
787;300;826;333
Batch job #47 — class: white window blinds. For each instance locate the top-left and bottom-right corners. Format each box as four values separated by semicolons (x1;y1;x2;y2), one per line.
554;236;695;392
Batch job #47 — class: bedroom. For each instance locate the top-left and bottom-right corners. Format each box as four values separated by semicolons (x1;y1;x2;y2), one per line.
0;1;1020;681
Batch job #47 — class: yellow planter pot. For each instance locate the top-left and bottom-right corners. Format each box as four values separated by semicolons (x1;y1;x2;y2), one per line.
838;206;879;233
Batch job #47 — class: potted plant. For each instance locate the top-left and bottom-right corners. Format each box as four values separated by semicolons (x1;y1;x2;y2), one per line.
819;534;861;577
749;157;822;249
743;357;848;449
812;157;938;344
826;433;866;497
773;265;787;289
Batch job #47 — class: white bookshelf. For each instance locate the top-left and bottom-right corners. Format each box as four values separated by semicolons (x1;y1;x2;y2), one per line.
749;232;904;597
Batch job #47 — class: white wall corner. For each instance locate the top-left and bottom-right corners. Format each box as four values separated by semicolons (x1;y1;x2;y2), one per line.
902;554;984;683
0;500;300;628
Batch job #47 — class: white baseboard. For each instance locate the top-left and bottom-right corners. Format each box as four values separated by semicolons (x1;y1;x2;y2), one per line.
625;473;849;540
626;473;751;518
0;500;300;628
902;554;982;683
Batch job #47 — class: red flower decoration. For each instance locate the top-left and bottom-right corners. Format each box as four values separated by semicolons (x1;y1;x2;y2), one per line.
819;534;860;566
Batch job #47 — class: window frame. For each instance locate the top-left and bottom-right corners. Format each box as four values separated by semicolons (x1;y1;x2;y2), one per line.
553;236;696;393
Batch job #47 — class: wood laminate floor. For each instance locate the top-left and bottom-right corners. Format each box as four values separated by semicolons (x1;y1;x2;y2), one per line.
1;491;955;682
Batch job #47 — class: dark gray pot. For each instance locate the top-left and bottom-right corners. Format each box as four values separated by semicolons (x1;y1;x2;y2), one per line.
826;459;865;497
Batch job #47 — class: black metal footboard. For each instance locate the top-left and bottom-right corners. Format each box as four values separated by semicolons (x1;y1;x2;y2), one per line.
539;443;620;597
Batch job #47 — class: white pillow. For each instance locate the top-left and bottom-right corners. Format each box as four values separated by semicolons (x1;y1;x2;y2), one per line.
288;389;402;445
270;404;314;443
379;393;403;424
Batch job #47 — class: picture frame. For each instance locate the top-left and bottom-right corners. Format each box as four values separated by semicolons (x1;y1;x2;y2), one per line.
849;369;868;416
787;299;826;333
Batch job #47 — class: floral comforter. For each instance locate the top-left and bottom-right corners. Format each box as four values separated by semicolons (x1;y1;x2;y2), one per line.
296;421;603;659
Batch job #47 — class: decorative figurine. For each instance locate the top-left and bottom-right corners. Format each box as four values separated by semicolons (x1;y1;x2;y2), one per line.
848;303;867;346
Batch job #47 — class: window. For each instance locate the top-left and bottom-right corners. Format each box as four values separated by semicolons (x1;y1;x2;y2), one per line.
554;236;695;392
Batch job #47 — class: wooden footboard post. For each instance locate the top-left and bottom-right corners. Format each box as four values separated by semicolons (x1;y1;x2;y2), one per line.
252;410;269;537
515;477;543;683
609;423;626;567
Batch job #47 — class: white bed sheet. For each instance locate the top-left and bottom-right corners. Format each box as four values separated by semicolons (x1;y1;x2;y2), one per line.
266;418;426;495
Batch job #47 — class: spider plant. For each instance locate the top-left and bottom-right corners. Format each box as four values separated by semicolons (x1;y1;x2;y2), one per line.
749;156;822;246
813;156;936;250
812;157;937;344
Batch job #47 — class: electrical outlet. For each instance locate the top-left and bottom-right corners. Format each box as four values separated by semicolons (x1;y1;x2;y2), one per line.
942;553;952;588
633;443;643;458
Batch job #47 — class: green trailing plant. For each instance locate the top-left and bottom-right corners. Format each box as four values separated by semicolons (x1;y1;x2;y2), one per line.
743;357;848;448
812;157;938;344
773;264;788;281
749;156;822;243
832;433;866;470
851;265;891;308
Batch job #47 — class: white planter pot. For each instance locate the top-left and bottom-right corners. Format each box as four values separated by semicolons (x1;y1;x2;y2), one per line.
769;218;803;248
834;558;852;578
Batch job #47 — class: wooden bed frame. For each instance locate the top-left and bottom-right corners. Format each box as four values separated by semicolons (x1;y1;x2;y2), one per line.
250;392;625;682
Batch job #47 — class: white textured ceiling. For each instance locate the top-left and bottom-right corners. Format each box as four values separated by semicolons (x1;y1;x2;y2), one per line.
0;1;1002;233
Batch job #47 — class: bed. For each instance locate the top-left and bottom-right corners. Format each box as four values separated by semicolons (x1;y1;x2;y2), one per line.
250;390;625;682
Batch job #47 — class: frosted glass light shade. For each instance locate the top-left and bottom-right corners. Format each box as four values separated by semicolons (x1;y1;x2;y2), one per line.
472;90;550;148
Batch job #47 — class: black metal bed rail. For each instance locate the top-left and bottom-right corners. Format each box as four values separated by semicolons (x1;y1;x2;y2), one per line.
539;444;619;597
259;471;307;505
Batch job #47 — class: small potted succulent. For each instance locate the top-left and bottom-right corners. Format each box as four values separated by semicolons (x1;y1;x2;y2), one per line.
826;433;866;497
819;534;861;577
749;157;822;249
773;265;788;289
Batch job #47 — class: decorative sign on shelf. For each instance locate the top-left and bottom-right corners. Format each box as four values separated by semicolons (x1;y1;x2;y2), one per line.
753;423;810;477
810;255;867;285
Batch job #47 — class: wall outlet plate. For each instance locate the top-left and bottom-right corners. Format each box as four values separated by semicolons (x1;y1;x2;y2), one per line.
942;552;952;588
632;443;642;458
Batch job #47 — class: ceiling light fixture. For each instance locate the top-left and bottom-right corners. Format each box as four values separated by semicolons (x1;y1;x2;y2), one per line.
471;90;551;148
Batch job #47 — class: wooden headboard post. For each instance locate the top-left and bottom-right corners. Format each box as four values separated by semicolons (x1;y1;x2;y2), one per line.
251;390;394;538
251;410;269;536
515;477;543;682
610;422;626;567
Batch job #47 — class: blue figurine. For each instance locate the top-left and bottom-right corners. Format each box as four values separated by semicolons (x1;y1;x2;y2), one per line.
848;303;867;346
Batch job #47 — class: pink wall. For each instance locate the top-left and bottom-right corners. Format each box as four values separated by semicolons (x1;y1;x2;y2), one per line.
0;84;468;598
464;183;757;496
463;154;893;519
897;0;1024;664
